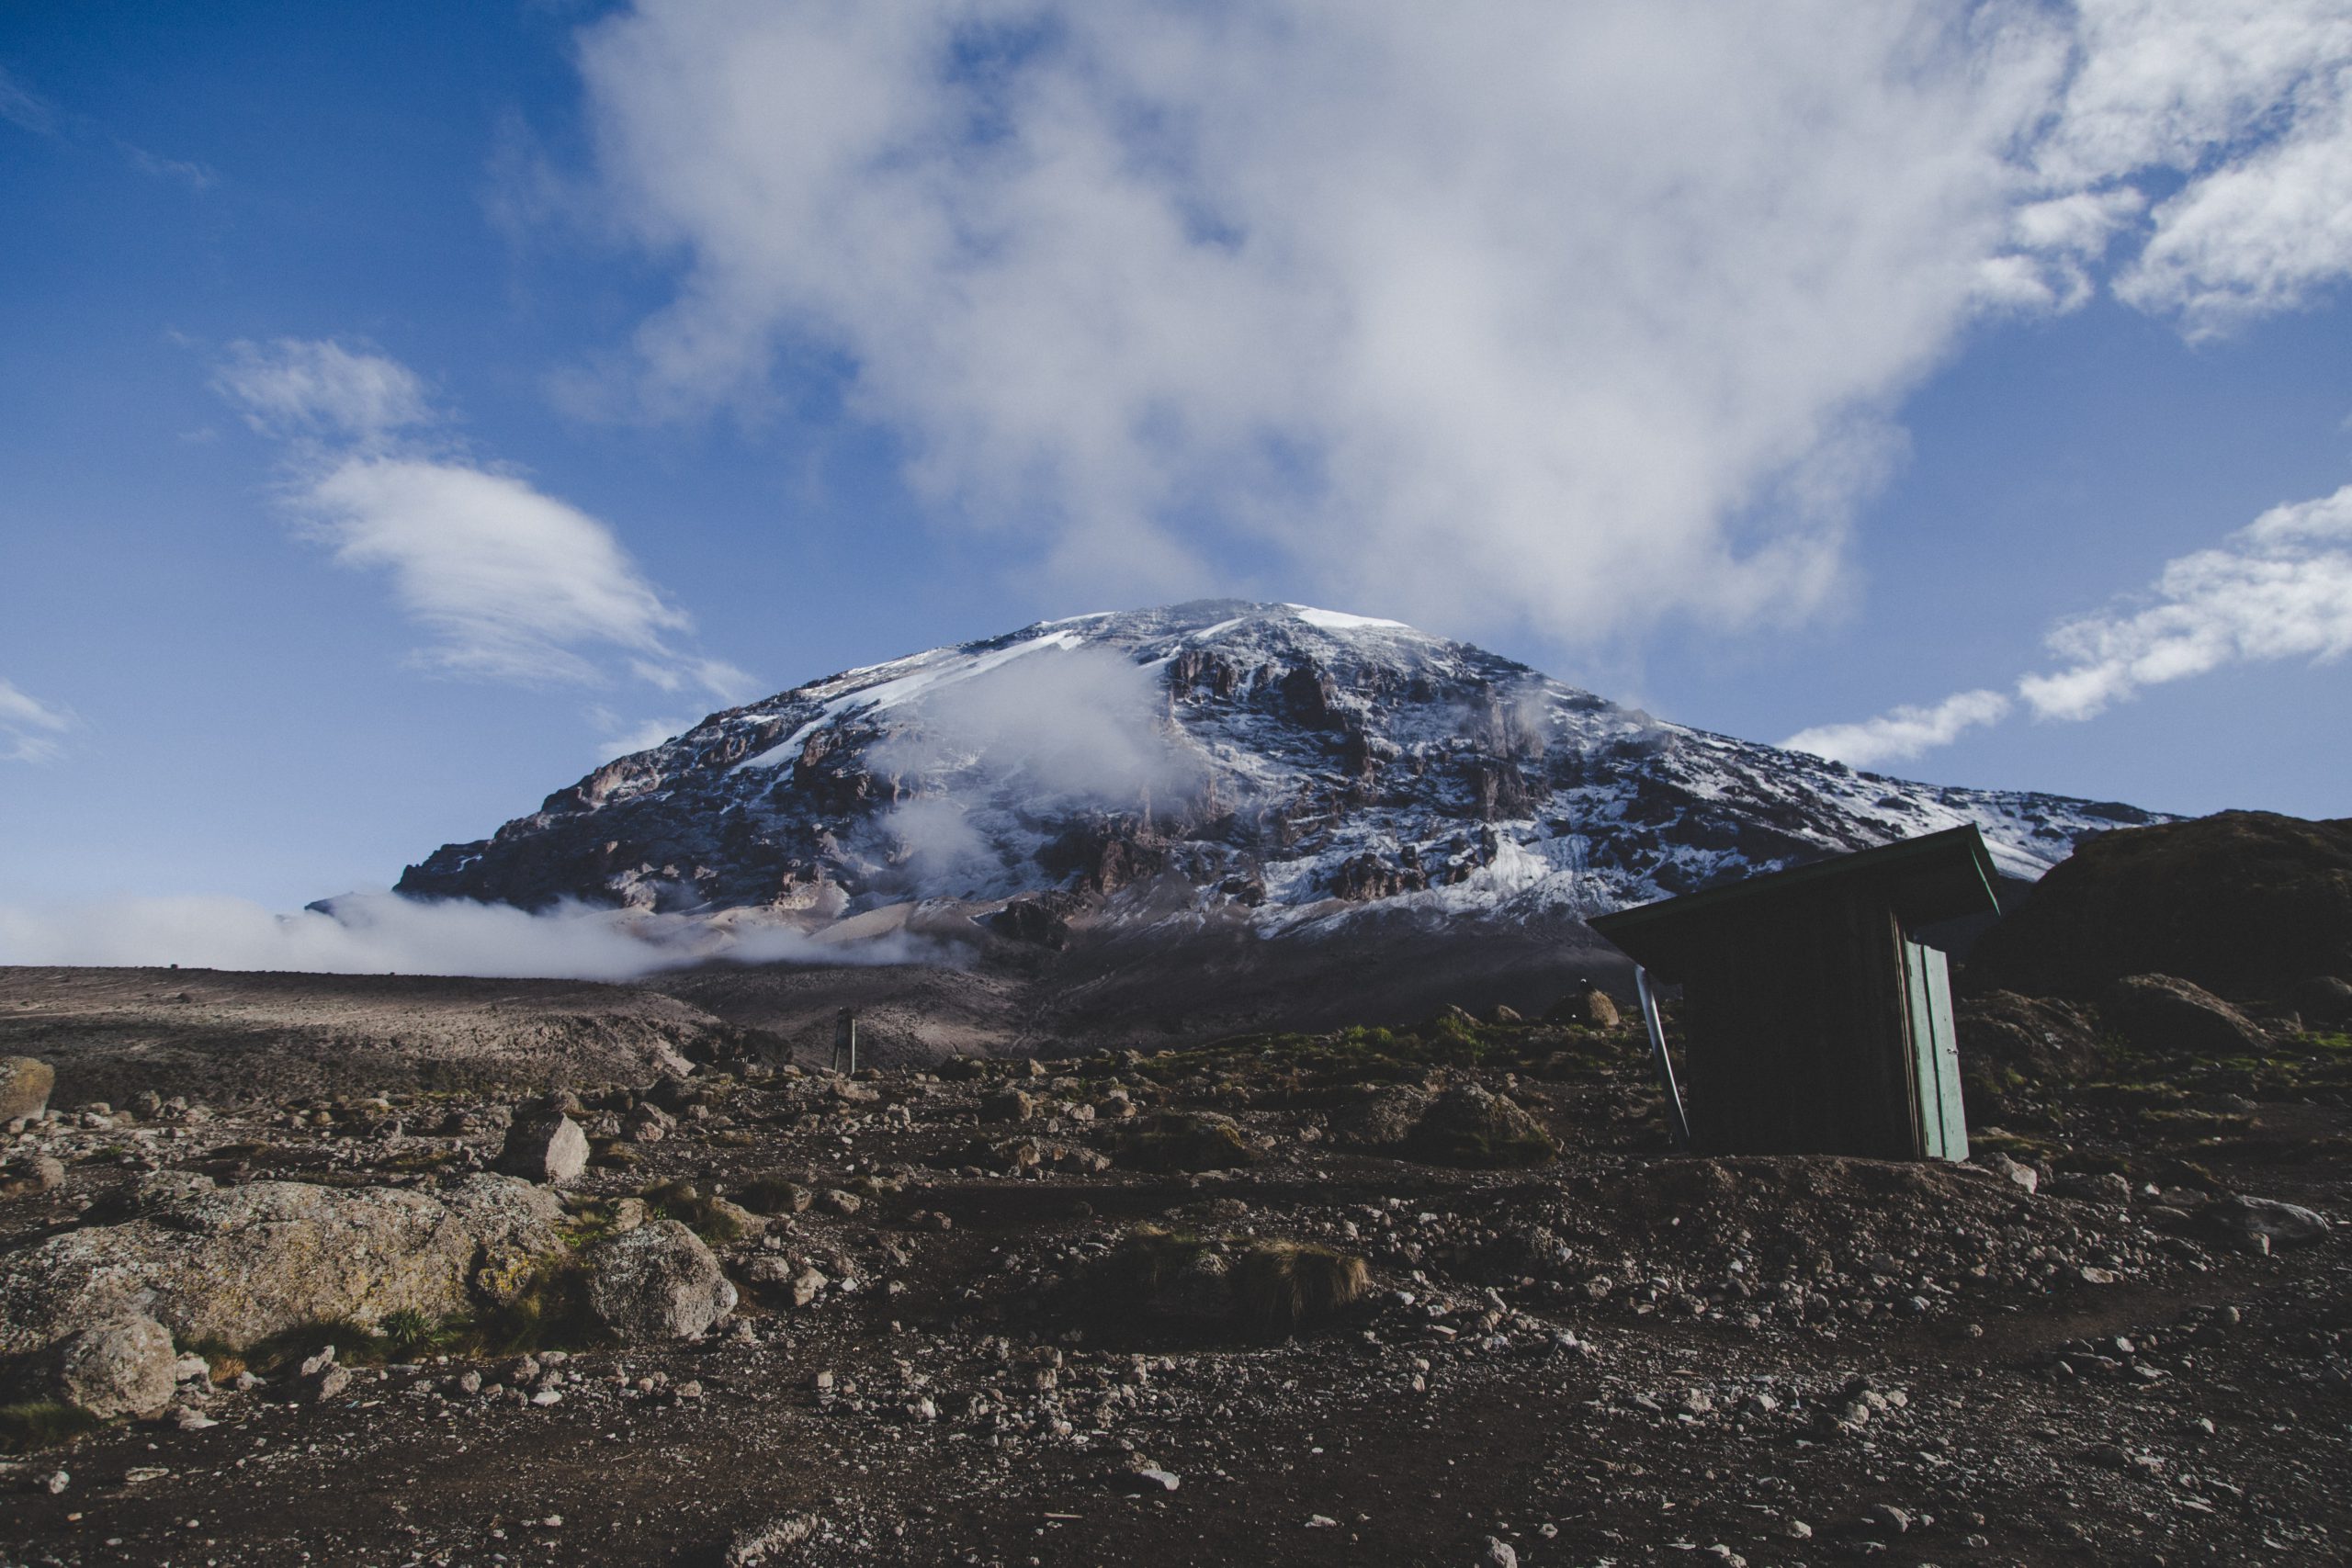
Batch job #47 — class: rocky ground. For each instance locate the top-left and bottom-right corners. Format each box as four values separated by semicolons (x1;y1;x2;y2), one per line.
0;976;2346;1568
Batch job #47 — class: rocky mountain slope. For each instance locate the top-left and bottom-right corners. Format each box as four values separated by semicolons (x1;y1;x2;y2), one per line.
398;602;2162;949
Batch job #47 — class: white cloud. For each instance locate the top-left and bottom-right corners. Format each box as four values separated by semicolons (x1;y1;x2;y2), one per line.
2038;0;2352;332
0;677;74;764
1781;689;2012;770
591;705;689;761
0;891;936;980
551;1;2352;648
300;457;693;684
2020;483;2352;719
566;1;2075;642
216;339;434;444
219;338;756;699
1784;481;2352;764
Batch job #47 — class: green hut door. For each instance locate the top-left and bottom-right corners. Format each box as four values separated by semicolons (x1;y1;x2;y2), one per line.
1901;941;1970;1161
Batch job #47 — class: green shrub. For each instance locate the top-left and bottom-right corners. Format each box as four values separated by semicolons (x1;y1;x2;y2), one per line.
0;1401;104;1454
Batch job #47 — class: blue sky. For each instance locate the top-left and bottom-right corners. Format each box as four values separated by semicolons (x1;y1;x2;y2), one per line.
3;0;2349;925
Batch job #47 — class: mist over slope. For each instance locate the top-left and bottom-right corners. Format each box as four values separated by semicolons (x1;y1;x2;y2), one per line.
399;602;2163;952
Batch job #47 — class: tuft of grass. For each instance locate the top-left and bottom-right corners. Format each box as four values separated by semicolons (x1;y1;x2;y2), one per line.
378;1306;445;1357
1100;1225;1214;1295
1120;1112;1259;1172
1230;1241;1369;1337
0;1401;104;1454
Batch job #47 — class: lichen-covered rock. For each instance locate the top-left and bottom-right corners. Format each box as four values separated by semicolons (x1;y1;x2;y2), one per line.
31;1314;177;1418
0;1055;56;1121
0;1175;567;1356
1323;1085;1430;1149
583;1218;737;1341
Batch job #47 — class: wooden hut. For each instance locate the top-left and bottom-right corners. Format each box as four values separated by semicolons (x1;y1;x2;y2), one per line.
1588;825;1996;1161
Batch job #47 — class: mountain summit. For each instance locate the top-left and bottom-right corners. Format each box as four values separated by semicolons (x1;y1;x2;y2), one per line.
398;601;2160;947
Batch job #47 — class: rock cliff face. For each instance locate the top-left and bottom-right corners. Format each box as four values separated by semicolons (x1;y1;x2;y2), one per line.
398;602;2162;942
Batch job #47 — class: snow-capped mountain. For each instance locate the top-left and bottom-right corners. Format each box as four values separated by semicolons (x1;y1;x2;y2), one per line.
397;602;2163;943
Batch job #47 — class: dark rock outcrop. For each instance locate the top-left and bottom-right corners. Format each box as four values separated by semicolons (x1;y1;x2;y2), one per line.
1968;811;2352;998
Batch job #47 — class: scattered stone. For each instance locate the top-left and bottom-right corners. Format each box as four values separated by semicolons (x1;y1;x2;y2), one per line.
724;1513;817;1566
1482;1534;1519;1568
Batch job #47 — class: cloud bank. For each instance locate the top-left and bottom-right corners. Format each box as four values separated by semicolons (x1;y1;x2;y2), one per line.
1782;689;2013;771
1787;482;2352;766
0;891;934;982
556;0;2352;646
0;677;74;764
217;338;753;705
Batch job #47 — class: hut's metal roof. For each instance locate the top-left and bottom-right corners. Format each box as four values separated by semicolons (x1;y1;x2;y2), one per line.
1589;824;1999;980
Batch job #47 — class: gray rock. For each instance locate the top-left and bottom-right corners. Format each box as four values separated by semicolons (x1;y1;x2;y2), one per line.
31;1314;177;1418
2105;975;2268;1056
583;1218;737;1340
2048;1171;2132;1204
979;1088;1035;1122
1482;1536;1520;1568
0;1175;566;1356
2205;1194;2331;1249
2290;975;2352;1027
495;1113;590;1185
0;1056;55;1122
1978;1152;2040;1194
624;1104;675;1144
786;1267;829;1308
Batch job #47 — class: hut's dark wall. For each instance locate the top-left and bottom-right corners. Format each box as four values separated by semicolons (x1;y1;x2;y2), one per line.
1675;887;1919;1159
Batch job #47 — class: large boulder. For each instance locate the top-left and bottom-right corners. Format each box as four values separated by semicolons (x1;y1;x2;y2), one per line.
0;1056;56;1121
2204;1195;2332;1250
1957;992;2104;1082
2104;975;2269;1057
495;1112;590;1184
582;1218;736;1341
1407;1085;1557;1167
28;1314;177;1418
1967;812;2352;998
0;1175;567;1356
